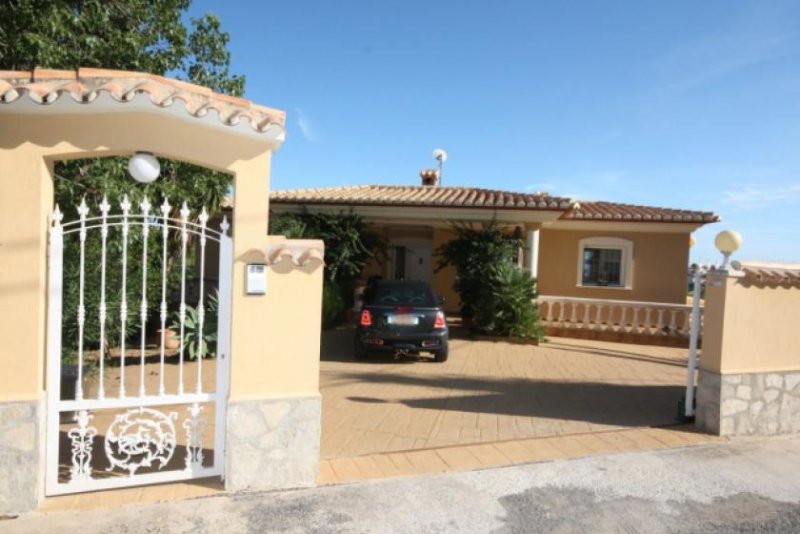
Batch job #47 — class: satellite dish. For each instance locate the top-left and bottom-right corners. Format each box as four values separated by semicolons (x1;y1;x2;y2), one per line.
433;148;448;163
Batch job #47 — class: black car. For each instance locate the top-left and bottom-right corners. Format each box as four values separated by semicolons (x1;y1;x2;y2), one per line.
355;280;449;362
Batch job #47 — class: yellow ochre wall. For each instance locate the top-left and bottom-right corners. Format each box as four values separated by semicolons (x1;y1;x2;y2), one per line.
0;110;322;402
701;275;800;374
537;229;691;304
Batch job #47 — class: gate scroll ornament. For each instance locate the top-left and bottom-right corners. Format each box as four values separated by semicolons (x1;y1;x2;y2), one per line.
104;407;178;475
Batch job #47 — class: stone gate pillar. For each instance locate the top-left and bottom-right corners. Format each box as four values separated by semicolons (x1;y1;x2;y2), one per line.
696;266;800;436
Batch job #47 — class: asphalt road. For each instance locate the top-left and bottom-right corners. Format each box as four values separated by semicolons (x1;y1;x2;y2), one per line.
4;435;800;533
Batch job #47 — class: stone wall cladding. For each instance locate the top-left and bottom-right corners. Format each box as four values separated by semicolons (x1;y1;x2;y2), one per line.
697;370;800;436
225;395;321;493
0;400;41;514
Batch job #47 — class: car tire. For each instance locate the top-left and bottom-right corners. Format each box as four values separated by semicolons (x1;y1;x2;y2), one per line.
354;340;368;361
434;341;449;363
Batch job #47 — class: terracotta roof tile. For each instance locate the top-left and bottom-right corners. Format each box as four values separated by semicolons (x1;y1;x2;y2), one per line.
270;186;721;223
0;68;285;138
736;262;800;285
561;201;719;224
270;185;572;210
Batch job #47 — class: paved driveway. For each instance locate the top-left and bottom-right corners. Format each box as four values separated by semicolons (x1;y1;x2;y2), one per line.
320;327;689;459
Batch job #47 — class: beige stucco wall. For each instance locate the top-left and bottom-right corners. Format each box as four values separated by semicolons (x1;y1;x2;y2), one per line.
701;274;800;374
537;229;690;304
0;110;318;403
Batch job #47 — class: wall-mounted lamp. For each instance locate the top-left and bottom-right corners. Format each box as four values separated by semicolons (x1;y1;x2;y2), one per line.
128;152;161;184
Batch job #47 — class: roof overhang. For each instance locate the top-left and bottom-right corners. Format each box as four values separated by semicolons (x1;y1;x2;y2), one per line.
547;219;710;233
269;202;565;227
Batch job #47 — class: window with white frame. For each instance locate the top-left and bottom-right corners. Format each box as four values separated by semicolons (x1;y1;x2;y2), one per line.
577;237;633;289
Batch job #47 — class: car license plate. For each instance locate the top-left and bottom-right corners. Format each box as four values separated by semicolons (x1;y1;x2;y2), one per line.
388;314;419;326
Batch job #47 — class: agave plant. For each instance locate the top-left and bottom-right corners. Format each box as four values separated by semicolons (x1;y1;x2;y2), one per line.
170;289;219;359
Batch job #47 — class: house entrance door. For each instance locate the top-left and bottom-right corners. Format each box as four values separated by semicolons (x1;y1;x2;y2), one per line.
390;240;433;284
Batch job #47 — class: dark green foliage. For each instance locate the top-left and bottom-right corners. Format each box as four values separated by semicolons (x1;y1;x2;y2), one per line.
437;222;544;339
269;211;382;328
1;1;243;353
170;290;219;359
0;1;244;96
321;280;346;329
269;210;381;289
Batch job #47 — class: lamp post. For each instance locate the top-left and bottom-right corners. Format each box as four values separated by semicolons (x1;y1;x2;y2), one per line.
432;148;447;185
684;230;743;419
128;152;161;184
714;230;743;270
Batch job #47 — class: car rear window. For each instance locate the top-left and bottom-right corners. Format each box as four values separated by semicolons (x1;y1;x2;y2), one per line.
365;284;436;307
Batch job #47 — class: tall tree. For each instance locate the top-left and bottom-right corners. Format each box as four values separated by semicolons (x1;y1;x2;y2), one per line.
0;1;245;352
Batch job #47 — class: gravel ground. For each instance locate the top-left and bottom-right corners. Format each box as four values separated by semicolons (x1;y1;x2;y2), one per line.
4;434;800;533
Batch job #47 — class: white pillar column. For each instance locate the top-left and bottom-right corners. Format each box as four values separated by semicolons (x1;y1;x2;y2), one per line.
526;227;540;278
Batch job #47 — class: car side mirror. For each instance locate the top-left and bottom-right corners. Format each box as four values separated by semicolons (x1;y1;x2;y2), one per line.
436;295;445;305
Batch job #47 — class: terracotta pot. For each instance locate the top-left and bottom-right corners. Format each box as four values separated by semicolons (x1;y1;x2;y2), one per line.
158;328;181;349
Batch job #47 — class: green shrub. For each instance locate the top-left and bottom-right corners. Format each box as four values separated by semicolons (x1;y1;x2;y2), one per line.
437;222;544;340
321;280;346;329
475;263;544;339
170;289;219;359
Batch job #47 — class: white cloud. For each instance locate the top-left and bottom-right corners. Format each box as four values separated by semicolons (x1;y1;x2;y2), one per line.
722;183;800;209
295;108;319;142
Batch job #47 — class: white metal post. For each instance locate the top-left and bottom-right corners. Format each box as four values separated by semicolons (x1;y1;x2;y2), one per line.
685;266;703;418
214;217;233;478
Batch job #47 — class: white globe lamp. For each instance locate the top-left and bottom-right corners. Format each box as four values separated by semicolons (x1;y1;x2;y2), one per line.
714;230;742;270
128;152;161;184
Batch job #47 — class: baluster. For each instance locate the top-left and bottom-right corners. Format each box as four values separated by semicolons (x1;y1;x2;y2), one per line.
668;310;678;337
97;196;110;400
582;303;591;328
569;301;577;326
557;300;566;326
178;202;190;395
158;199;171;396
195;208;209;394
655;309;665;336
595;305;604;331
644;308;653;335
76;199;89;400
631;307;640;334
681;310;691;337
139;198;151;397
119;196;130;397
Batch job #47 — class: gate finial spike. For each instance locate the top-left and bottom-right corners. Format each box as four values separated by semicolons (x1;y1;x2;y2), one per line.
180;201;190;220
99;195;110;215
121;195;132;213
220;215;230;234
78;197;89;218
51;204;63;226
140;197;152;214
198;206;209;225
160;198;171;216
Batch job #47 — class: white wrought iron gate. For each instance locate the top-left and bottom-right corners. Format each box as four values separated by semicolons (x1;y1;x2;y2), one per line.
45;196;232;495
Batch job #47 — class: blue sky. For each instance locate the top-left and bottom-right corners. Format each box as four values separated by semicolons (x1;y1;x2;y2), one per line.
191;1;800;263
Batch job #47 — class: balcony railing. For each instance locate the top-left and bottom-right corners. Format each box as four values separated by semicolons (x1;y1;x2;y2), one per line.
538;295;700;339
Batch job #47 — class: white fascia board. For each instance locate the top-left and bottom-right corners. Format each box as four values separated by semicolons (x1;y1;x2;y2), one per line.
546;220;705;233
269;203;564;227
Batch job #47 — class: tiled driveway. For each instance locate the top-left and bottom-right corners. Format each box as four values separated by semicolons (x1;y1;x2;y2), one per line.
320;326;689;459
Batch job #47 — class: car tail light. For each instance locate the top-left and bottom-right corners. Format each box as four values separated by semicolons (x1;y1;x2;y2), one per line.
395;306;412;313
434;311;446;329
360;309;373;327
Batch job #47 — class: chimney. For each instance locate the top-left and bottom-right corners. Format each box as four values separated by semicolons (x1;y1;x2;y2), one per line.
420;168;440;187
